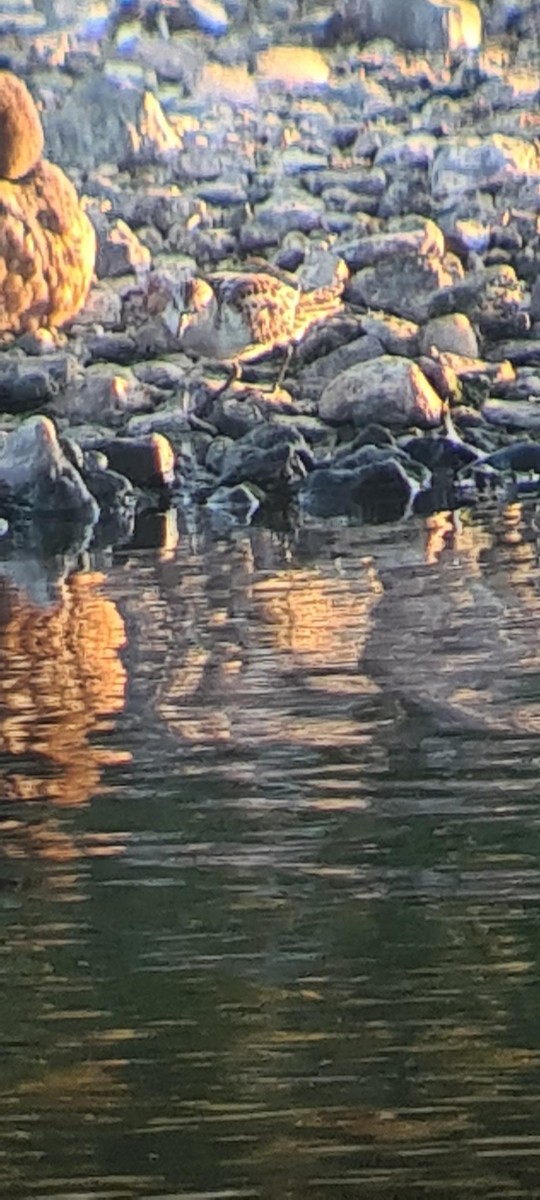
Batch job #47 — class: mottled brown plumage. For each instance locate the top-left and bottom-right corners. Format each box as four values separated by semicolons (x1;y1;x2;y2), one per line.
0;72;95;335
171;266;347;365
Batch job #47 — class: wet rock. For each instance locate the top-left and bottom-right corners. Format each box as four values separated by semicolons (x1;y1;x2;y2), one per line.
216;424;312;490
400;433;481;471
205;435;234;476
319;355;444;429
81;454;136;548
0;415;98;523
205;481;262;528
299;457;420;521
203;390;294;440
88;433;176;488
480;441;540;472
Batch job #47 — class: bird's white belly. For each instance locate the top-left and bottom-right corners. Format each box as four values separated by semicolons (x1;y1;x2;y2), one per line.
181;305;252;361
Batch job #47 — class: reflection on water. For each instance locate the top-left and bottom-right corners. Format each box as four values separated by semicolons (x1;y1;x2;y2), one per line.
0;566;129;805
2;505;540;1197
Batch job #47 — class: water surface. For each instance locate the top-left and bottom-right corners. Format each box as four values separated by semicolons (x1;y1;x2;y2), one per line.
2;504;540;1199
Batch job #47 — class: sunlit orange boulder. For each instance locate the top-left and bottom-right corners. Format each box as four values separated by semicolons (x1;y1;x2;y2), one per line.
0;71;96;334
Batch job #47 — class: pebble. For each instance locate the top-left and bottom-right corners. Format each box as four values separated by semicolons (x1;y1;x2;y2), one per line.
5;0;540;541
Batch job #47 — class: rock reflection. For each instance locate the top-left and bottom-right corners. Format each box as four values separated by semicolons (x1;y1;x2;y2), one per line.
0;561;129;805
363;504;540;733
129;529;382;760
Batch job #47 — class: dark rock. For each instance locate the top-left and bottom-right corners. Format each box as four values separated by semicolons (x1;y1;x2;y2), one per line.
206;482;262;528
204;390;294;440
482;399;540;433
333;440;432;489
82;459;136;548
400;435;481;471
300;458;420;522
344;423;398;449
482;441;540;472
295;334;383;401
89;433;176;488
0;416;98;524
218;425;312;490
86;332;140;365
0;363;57;413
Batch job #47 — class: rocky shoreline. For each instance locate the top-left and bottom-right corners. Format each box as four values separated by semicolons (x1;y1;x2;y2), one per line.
2;0;540;550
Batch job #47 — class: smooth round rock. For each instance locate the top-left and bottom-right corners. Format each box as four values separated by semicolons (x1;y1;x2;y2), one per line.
0;71;44;180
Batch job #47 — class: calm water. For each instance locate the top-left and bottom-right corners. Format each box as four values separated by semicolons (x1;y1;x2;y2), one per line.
2;503;540;1199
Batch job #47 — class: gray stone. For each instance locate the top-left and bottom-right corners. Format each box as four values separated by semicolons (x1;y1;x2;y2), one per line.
319;355;444;428
482;399;540;432
41;76;182;172
51;370;156;428
0;416;98;523
420;313;479;357
206;482;262;528
338;216;445;272
220;422;311;477
360;313;420;356
94;217;152;280
346;253;463;323
429;263;530;341
431;135;540;203
299;457;420;521
296;335;384;402
337;0;482;52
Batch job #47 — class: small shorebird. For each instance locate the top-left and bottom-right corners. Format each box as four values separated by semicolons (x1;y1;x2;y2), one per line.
0;71;96;335
165;259;348;386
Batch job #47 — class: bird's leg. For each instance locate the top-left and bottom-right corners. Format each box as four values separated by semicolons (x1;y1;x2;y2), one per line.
213;358;242;397
441;398;461;442
272;343;294;394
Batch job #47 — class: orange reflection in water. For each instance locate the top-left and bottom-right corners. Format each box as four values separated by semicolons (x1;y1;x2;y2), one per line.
0;569;130;805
